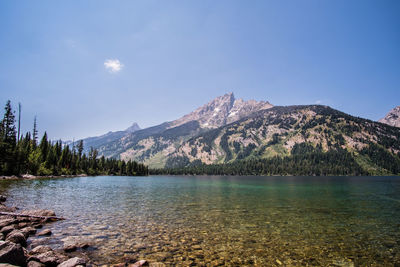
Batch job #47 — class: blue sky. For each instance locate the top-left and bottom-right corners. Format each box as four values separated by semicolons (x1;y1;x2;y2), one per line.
1;1;399;140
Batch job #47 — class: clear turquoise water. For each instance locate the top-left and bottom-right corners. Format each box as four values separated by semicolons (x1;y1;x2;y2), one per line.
1;176;400;266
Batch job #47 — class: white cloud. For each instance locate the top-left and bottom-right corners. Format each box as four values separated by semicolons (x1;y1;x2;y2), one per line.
104;59;123;73
315;100;322;104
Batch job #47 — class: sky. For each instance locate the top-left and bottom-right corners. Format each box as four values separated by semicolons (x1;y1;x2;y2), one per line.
0;0;399;140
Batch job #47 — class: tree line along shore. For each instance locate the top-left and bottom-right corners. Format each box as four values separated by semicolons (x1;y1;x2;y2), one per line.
0;100;148;177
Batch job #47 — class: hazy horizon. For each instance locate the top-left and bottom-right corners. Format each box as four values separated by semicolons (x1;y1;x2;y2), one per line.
1;1;399;140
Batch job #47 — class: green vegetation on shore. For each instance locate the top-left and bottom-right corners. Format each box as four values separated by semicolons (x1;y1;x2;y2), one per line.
0;100;148;176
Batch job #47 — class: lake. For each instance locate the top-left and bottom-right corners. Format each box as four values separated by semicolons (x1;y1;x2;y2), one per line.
1;176;399;266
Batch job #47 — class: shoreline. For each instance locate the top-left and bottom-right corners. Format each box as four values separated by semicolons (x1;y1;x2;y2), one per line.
0;174;88;180
0;195;90;267
0;178;161;267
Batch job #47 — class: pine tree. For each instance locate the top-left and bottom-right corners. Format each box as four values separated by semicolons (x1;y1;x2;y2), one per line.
0;101;17;174
32;116;38;147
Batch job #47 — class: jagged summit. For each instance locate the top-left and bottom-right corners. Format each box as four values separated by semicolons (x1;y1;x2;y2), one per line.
379;106;400;128
125;122;141;133
170;92;273;129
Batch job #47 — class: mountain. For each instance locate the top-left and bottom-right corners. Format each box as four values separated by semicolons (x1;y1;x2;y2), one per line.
80;122;141;154
88;93;273;167
379;106;400;127
80;94;400;175
163;105;400;175
125;122;141;133
170;92;272;129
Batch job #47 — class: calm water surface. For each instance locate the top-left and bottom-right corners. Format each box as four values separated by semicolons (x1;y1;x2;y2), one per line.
1;176;400;266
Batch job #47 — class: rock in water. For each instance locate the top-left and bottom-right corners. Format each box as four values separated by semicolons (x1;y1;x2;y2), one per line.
129;260;147;267
30;251;68;266
57;257;86;267
0;241;27;266
20;227;37;238
63;244;77;252
37;229;52;236
29;245;53;255
27;261;45;267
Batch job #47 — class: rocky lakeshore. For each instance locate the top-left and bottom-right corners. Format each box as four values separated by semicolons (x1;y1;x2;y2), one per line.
0;195;166;267
0;195;91;267
0;175;88;181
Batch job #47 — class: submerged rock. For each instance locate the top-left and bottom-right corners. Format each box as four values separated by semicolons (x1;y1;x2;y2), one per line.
63;244;77;253
149;263;165;267
29;251;68;266
29;237;51;249
27;261;45;267
37;229;52;236
0;241;27;267
29;245;53;255
129;260;147;267
21;227;37;238
57;257;86;267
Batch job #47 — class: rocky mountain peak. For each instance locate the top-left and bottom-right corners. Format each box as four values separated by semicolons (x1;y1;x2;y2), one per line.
125;122;141;133
379;106;400;127
170;92;273;129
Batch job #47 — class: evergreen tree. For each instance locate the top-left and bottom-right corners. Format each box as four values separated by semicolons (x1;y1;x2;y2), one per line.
32;116;38;147
0;101;17;174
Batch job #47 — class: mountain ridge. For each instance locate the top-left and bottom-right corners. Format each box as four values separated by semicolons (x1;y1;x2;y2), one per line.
74;94;400;175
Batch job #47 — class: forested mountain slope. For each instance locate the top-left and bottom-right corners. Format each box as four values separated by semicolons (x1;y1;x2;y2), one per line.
159;105;400;175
